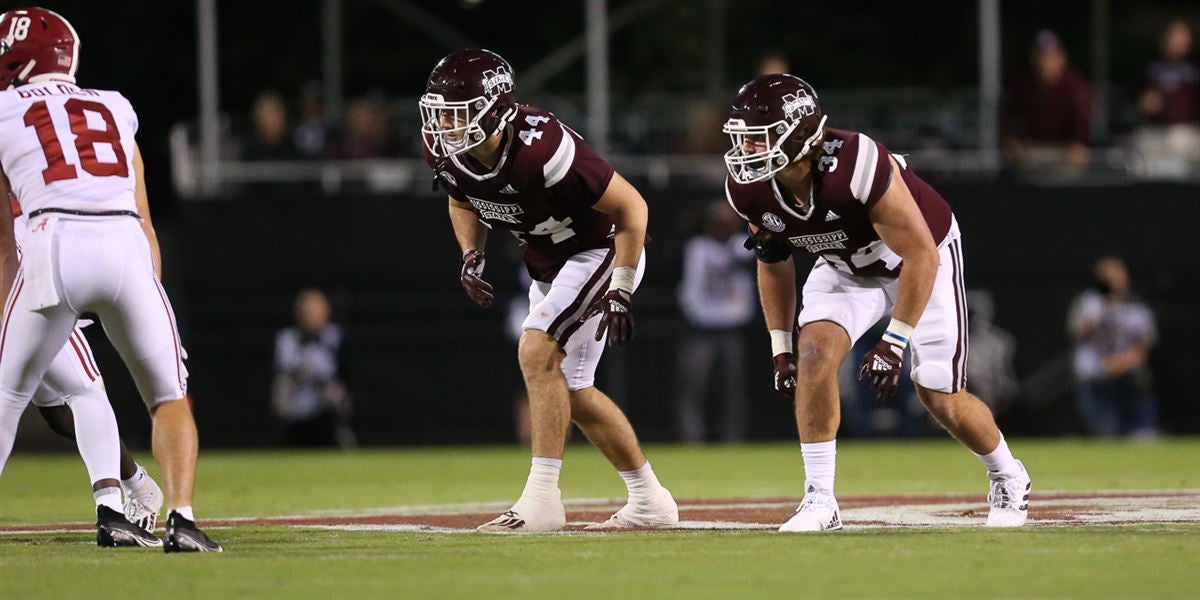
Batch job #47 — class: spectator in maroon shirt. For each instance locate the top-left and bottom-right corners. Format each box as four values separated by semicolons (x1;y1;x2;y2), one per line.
1002;30;1091;169
1138;20;1198;125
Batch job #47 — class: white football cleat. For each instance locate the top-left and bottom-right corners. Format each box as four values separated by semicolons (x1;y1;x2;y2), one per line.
985;460;1031;528
779;480;842;533
123;472;164;532
476;491;566;533
586;486;679;530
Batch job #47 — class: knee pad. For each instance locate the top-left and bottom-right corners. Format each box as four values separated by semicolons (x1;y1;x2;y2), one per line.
911;363;954;394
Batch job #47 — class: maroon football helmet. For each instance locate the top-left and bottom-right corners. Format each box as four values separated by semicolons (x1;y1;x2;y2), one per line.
0;7;79;90
420;48;519;157
722;74;828;183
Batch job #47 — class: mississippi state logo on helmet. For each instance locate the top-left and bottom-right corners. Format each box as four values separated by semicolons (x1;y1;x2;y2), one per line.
0;7;79;90
722;74;828;183
419;48;519;158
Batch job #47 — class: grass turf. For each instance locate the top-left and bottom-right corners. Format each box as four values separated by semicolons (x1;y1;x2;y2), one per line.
1;438;1198;598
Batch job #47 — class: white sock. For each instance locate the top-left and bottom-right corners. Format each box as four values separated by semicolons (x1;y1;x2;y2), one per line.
66;386;121;485
801;440;837;494
0;393;27;479
618;461;663;501
121;464;149;495
94;487;123;512
976;434;1022;479
172;506;195;521
520;457;561;501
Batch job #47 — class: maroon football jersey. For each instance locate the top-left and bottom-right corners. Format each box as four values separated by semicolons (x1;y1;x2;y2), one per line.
424;105;616;282
725;128;952;278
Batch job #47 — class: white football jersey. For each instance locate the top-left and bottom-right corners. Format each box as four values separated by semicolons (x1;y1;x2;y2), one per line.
0;80;139;216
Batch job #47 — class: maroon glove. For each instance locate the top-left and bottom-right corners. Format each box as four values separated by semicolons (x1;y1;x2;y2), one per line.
858;339;904;401
460;249;494;309
585;289;634;346
772;353;797;399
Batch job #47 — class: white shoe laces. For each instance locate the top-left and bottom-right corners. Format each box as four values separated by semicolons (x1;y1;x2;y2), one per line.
988;477;1027;510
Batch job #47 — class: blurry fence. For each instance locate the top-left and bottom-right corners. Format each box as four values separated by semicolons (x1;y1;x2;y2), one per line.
78;180;1200;448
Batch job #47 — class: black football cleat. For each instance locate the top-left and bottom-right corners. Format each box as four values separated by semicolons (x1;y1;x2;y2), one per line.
96;505;162;548
163;511;223;553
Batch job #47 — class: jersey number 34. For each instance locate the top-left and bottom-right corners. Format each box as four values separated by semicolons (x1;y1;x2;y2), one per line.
23;99;129;185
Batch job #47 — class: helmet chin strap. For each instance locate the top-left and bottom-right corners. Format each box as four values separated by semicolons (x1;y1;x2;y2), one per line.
790;114;829;164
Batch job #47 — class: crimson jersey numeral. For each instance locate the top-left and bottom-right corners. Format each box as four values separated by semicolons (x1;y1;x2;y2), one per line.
22;99;129;185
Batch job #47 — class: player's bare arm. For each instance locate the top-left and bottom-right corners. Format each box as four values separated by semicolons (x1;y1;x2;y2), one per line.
447;197;487;252
132;145;162;278
751;223;800;398
587;172;648;345
868;156;940;328
590;172;647;273
857;155;941;399
448;196;494;308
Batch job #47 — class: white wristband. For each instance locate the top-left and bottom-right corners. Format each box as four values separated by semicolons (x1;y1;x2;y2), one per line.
609;266;636;293
883;318;915;349
770;329;793;356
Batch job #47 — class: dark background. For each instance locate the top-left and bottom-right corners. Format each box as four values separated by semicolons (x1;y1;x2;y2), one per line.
6;0;1199;446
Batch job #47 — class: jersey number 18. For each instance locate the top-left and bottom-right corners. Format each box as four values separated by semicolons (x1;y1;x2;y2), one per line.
23;99;129;185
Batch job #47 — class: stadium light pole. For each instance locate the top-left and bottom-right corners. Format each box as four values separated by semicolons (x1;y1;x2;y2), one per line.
197;0;220;197
586;0;610;152
978;0;1001;169
323;0;344;123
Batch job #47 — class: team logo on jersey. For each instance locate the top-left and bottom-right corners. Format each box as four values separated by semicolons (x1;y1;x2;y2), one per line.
788;230;848;253
761;212;786;233
482;67;514;96
438;171;457;187
466;195;524;224
782;91;817;122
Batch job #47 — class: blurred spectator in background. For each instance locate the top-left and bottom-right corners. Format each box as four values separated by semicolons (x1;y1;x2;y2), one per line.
1001;30;1091;171
293;81;330;159
330;96;399;159
272;289;356;448
673;100;727;154
675;200;756;443
243;91;301;161
1132;20;1200;178
1067;257;1158;438
756;51;790;76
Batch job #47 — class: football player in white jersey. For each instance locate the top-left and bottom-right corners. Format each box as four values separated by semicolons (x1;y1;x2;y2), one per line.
0;7;220;552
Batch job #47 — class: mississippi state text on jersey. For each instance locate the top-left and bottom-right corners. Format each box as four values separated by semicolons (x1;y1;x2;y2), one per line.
0;81;139;216
725;128;952;277
423;105;616;282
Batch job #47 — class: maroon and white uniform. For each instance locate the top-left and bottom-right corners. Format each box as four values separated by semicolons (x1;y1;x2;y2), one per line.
726;129;969;392
425;105;642;390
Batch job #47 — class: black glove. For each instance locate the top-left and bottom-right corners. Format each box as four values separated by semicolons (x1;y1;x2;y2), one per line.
585;289;634;346
772;353;797;399
460;249;494;308
858;339;904;401
744;229;792;263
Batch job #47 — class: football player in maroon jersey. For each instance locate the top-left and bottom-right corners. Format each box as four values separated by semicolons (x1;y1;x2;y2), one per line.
420;49;677;532
722;74;1031;531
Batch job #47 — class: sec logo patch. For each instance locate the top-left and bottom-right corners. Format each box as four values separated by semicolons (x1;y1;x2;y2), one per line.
761;212;786;232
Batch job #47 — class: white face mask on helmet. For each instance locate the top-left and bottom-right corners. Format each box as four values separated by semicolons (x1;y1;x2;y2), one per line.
419;92;500;158
722;114;827;184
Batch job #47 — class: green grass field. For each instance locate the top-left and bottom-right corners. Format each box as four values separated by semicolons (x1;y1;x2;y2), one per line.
2;439;1198;599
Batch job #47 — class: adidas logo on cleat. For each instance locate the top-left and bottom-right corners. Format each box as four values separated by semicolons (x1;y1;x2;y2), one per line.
495;511;526;529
